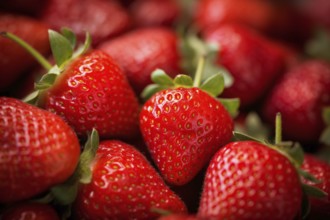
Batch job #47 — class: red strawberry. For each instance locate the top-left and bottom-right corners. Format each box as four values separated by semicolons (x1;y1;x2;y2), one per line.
98;27;182;95
1;202;60;220
262;60;330;145
0;97;80;203
202;23;285;109
301;154;330;219
139;70;235;185
128;0;181;28
40;0;131;46
193;0;312;47
41;50;140;139
198;140;302;220
2;29;140;140
0;13;50;93
73;140;187;219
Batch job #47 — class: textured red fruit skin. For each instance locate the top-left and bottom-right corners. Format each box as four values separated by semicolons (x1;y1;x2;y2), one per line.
98;27;181;95
198;141;302;220
0;13;50;93
140;87;233;185
129;0;181;28
203;24;285;108
40;0;131;46
262;60;330;144
41;50;140;140
1;202;60;220
0;97;80;203
74;140;187;220
301;154;330;218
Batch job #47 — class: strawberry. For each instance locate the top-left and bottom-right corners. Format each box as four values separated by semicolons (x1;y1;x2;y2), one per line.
157;213;203;220
98;27;182;95
73;140;187;219
0;13;50;93
198;140;303;220
139;68;237;185
128;0;181;28
301;154;330;219
1;202;60;220
0;97;80;203
262;60;330;146
202;23;285;109
40;0;131;46
193;0;312;47
2;29;140;140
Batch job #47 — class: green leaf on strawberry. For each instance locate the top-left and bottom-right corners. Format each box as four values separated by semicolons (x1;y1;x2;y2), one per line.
49;29;74;67
141;56;239;117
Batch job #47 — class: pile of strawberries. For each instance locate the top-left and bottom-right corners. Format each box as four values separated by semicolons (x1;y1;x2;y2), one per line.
1;0;330;219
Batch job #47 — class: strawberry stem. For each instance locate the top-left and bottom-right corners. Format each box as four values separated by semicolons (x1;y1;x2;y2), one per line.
193;56;205;87
275;112;282;145
0;31;52;70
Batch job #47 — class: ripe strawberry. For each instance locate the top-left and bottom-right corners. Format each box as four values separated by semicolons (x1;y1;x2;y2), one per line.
2;29;140;140
139;70;236;185
0;97;80;203
198;140;302;220
301;154;330;219
73;140;187;219
202;23;285;109
262;60;330;145
1;202;60;220
128;0;181;28
193;0;312;47
40;0;131;46
98;27;182;95
0;13;50;93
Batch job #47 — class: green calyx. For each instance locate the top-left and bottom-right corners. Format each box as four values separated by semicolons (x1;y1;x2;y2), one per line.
1;28;91;105
141;56;239;118
37;129;100;207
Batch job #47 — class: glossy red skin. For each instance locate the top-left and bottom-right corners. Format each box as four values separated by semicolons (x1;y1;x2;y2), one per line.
42;50;140;140
140;87;233;185
198;141;302;220
74;140;187;219
301;154;330;218
203;24;285;109
40;0;131;46
158;214;203;220
98;27;182;95
0;97;80;203
1;203;60;220
262;60;330;144
0;13;50;93
129;0;181;28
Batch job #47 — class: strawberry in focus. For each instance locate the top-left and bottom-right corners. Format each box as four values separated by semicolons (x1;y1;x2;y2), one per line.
139;67;237;185
198;140;302;220
73;140;187;219
2;29;140;140
0;97;80;203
